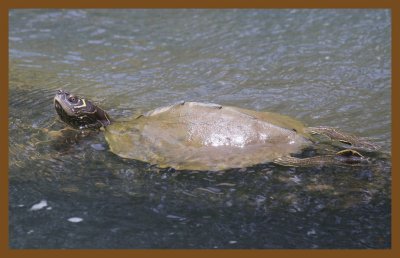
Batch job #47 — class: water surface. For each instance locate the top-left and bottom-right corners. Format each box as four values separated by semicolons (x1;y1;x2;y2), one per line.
9;9;391;249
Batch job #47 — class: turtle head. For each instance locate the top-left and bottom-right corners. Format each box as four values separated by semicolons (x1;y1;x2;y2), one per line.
54;90;111;129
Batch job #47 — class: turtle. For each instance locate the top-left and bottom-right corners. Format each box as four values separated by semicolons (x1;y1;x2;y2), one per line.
53;90;379;171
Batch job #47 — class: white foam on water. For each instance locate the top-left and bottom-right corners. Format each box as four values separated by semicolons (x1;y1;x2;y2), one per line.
29;200;47;211
68;217;83;223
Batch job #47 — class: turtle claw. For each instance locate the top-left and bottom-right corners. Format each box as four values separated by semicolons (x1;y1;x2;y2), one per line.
336;149;363;157
334;149;369;165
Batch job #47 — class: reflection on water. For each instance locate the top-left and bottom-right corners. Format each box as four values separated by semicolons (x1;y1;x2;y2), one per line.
9;9;391;249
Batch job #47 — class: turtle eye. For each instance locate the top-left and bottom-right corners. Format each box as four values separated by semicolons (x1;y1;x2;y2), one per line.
68;96;79;103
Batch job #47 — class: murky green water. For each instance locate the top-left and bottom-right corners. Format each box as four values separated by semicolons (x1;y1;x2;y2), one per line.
9;9;391;249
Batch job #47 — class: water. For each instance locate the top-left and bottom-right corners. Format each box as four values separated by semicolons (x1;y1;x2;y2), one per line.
9;9;391;249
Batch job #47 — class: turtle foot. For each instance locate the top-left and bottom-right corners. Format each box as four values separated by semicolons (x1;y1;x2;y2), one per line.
273;149;369;167
306;126;380;151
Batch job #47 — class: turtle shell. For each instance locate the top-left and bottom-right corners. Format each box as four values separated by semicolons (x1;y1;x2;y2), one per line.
104;102;312;171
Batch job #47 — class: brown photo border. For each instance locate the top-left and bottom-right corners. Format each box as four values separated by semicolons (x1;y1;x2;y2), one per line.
1;0;398;257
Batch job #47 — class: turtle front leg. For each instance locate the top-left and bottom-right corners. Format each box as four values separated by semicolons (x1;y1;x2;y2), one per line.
273;149;368;167
305;126;379;151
